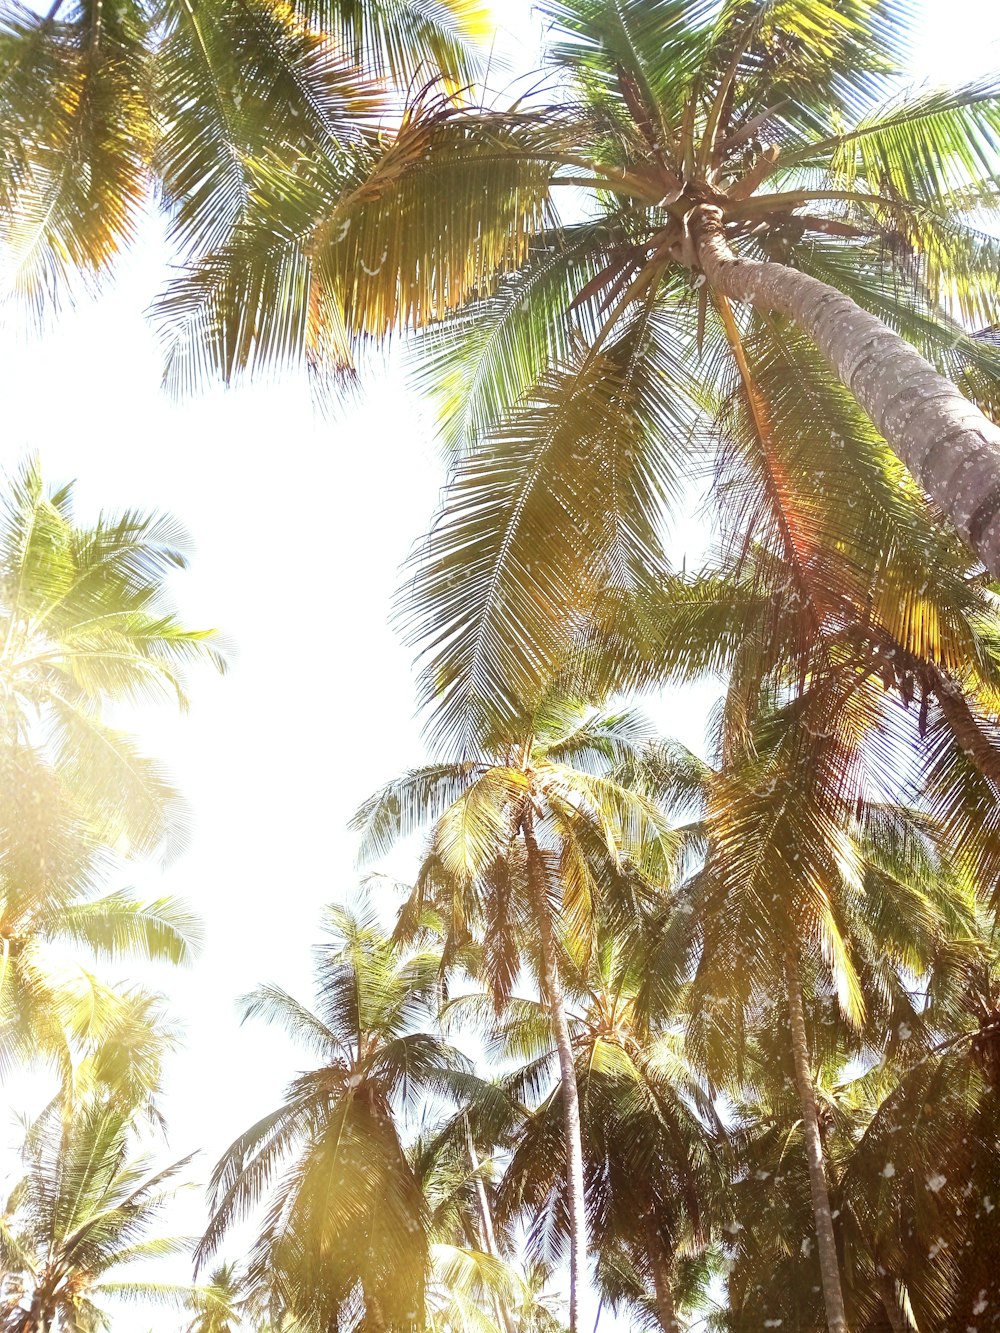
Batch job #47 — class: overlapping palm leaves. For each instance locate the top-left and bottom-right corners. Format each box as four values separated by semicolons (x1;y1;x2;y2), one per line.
0;457;215;1078
630;694;984;1333
487;928;724;1333
0;1093;195;1333
715;934;1000;1332
130;0;1000;694
0;0;489;312
353;695;685;1330
197;900;477;1332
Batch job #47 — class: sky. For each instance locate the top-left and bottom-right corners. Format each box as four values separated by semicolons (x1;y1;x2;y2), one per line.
2;0;1000;1327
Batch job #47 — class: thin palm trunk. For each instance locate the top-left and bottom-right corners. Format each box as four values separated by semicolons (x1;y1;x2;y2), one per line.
464;1114;517;1333
522;811;588;1333
692;204;1000;576
782;942;849;1333
644;1214;678;1333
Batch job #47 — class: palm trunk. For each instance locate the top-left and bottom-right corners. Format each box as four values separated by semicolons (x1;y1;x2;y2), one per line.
644;1215;678;1333
782;942;849;1333
522;811;588;1333
464;1115;517;1333
692;204;1000;576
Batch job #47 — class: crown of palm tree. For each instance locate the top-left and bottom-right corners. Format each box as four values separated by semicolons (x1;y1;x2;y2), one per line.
198;899;476;1332
0;1094;196;1333
0;457;214;1080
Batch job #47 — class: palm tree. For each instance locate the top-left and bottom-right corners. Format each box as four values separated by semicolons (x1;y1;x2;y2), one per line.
148;1;1000;576
713;912;999;1333
198;900;471;1333
836;934;1000;1332
638;700;979;1333
0;0;487;313
0;456;221;825
353;697;680;1333
483;926;724;1333
0;1093;195;1333
411;1127;546;1333
0;456;214;1074
182;1263;250;1333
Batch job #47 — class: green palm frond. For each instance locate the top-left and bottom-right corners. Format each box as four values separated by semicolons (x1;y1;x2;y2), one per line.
401;323;690;751
0;0;155;312
49;890;203;965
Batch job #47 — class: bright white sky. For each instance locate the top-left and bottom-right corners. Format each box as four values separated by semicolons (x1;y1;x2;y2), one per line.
2;1;999;1328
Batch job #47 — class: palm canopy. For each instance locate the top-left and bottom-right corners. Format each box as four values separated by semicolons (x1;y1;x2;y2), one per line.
353;694;683;1004
198;899;476;1332
0;457;212;1078
144;0;1000;742
481;927;725;1333
633;697;978;1072
0;0;489;313
0;1093;195;1333
714;928;1000;1333
0;455;223;856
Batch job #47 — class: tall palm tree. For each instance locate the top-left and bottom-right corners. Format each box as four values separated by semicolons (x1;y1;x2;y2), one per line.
481;926;724;1333
150;0;1000;577
0;1094;195;1333
0;457;215;1075
411;1127;553;1333
182;1263;250;1333
0;0;487;313
639;702;979;1333
353;697;680;1333
714;915;999;1333
198;900;471;1333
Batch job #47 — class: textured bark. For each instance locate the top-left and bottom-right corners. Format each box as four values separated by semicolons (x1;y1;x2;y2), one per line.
783;943;849;1333
693;205;1000;576
930;667;1000;789
523;811;588;1333
645;1214;678;1333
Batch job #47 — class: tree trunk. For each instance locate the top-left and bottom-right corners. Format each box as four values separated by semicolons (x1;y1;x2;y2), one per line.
645;1214;678;1333
692;204;1000;576
522;810;588;1333
782;942;849;1333
464;1114;517;1333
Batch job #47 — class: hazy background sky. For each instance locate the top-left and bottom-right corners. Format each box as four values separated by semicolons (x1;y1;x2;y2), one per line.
2;0;1000;1325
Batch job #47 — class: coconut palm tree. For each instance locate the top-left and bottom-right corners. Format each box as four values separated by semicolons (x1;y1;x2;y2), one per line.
0;456;215;1075
149;0;1000;579
410;1126;552;1333
0;1093;195;1333
197;900;472;1333
635;698;980;1333
478;925;725;1333
0;0;487;312
835;934;1000;1332
0;455;222;853
182;1263;251;1333
353;697;681;1333
713;915;1000;1333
